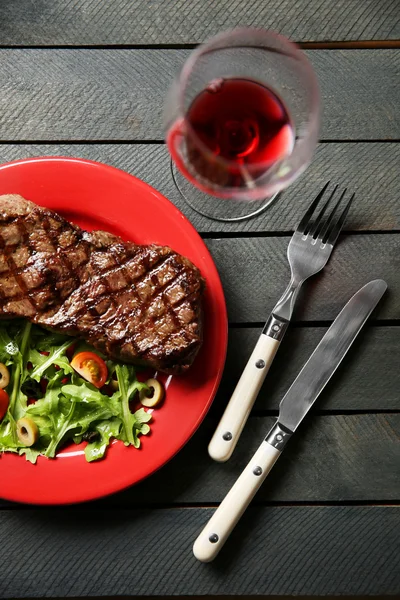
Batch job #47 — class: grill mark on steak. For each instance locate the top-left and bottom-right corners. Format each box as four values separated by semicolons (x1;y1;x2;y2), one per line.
0;194;204;373
107;245;174;357
86;249;189;358
0;214;86;307
41;216;83;294
0;214;38;312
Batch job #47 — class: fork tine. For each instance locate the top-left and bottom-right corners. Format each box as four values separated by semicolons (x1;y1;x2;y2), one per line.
308;184;338;238
318;188;347;242
325;192;355;245
296;181;330;234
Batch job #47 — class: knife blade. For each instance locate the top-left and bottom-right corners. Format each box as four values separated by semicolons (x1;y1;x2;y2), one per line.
276;277;388;439
193;279;387;562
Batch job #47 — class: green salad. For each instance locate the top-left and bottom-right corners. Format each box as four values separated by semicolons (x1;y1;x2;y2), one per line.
0;320;154;463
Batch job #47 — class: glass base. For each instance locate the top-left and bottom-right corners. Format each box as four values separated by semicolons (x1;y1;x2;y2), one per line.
171;160;278;222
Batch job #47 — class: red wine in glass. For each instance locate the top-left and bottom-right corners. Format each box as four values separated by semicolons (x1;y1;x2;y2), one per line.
185;78;294;189
165;29;320;219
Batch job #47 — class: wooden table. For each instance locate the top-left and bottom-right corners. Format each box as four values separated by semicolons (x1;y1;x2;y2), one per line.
0;2;399;597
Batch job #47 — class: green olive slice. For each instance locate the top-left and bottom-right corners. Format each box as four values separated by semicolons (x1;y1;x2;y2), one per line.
139;378;164;407
17;417;39;447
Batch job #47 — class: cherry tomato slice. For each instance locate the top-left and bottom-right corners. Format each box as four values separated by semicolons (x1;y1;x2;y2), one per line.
71;352;108;389
0;389;10;421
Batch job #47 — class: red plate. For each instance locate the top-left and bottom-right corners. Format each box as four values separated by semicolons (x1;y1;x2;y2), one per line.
0;157;227;505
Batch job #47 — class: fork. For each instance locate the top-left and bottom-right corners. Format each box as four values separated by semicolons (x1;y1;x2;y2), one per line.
208;182;354;462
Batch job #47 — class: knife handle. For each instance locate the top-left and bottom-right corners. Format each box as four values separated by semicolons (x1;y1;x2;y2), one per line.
193;439;281;562
208;333;280;462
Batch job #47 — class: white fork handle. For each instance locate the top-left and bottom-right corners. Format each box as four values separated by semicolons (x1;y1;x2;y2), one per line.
193;440;281;562
208;334;280;462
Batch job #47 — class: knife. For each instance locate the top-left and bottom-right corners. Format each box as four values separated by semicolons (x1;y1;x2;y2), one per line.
193;279;387;562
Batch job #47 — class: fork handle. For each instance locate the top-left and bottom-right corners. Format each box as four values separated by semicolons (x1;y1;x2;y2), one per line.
208;333;280;462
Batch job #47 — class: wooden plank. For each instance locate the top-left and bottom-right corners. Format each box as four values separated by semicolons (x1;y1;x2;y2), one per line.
1;330;398;506
0;0;398;44
1;415;398;507
0;50;398;141
0;143;398;233
0;507;398;596
220;326;400;412
205;234;400;322
101;414;400;505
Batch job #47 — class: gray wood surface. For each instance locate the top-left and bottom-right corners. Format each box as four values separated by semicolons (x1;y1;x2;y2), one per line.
0;0;398;45
0;0;399;596
0;143;398;234
220;326;400;412
206;234;400;322
1;413;398;508
1;507;398;596
99;414;400;504
0;50;398;141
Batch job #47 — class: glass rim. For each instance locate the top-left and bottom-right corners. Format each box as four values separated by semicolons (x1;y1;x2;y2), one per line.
175;27;320;176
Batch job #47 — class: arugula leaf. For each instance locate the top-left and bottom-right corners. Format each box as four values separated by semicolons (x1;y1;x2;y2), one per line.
29;341;73;381
44;399;77;458
0;416;19;451
130;408;152;448
61;379;120;416
0;320;153;463
62;380;111;404
84;417;122;462
115;364;150;446
4;321;32;442
26;373;64;429
44;395;115;458
0;327;19;362
18;447;41;464
32;329;71;352
30;414;53;440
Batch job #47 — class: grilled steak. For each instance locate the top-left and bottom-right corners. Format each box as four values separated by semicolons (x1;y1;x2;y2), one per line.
0;194;205;373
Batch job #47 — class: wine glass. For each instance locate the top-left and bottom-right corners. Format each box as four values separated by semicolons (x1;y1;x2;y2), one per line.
164;28;320;222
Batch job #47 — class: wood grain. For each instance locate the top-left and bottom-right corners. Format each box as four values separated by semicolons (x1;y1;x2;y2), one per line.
0;507;398;596
0;50;398;141
0;143;398;233
205;234;400;322
0;0;398;44
0;1;398;596
98;414;400;505
1;413;398;508
219;326;400;412
1;329;397;506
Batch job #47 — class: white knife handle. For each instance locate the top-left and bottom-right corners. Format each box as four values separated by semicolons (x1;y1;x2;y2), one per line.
193;440;281;562
208;333;280;462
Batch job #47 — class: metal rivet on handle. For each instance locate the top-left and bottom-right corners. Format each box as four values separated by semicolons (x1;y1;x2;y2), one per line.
253;466;263;476
209;534;219;543
255;359;265;369
222;432;232;441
